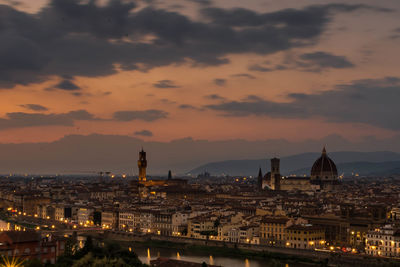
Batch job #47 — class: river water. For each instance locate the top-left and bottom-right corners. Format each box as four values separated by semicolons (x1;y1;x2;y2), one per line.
132;246;295;267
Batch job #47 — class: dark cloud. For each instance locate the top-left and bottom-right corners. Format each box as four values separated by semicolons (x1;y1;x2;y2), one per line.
297;51;354;71
205;94;226;100
187;0;212;6
19;104;48;111
206;77;400;130
178;104;198;110
113;109;168;122
54;79;81;91
201;4;390;27
71;92;84;97
214;78;226;86
249;52;353;73
231;73;256;79
248;64;272;72
134;129;153;137
0;1;383;88
153;80;180;89
160;98;176;104
0;110;97;130
243;95;263;101
389;28;400;39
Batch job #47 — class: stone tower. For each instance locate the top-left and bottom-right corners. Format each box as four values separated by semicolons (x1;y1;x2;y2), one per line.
270;158;280;190
138;149;147;182
257;167;263;190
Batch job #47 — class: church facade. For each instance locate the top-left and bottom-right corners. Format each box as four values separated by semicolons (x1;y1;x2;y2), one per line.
258;147;340;191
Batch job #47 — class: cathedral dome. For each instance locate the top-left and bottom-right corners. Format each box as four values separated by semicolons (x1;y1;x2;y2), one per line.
310;147;338;180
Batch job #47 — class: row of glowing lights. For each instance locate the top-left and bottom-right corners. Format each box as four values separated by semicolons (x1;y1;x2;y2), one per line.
5;207;397;256
120;225;183;236
109;174;127;179
285;240;326;246
7;207;115;230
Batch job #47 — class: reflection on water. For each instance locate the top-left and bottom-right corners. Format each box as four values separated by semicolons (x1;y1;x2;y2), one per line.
133;246;295;267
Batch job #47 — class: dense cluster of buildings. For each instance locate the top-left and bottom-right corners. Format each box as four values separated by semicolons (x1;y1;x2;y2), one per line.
0;148;400;262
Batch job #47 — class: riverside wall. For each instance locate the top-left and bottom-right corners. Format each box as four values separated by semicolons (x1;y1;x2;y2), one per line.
102;231;398;266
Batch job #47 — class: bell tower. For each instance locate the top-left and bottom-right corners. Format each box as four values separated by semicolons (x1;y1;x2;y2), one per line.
138;149;147;182
270;157;281;190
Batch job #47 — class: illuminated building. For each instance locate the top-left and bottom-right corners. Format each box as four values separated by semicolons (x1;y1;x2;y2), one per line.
260;217;291;246
285;224;325;250
135;149;187;188
365;225;400;257
260;147;340;191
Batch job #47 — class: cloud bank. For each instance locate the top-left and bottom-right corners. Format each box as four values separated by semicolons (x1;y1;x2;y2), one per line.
206;77;400;130
0;0;385;88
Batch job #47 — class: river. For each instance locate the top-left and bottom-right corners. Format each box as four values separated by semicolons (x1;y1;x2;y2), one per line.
131;246;299;267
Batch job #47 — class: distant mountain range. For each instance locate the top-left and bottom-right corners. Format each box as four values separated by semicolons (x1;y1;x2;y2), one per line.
2;133;400;176
188;151;400;177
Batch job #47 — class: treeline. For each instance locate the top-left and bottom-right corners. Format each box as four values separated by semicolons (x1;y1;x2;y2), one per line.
1;236;148;267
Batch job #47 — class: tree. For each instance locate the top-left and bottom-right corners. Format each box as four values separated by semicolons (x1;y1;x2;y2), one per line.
56;239;144;267
72;253;95;267
82;236;94;255
63;237;78;257
24;259;43;267
92;257;128;267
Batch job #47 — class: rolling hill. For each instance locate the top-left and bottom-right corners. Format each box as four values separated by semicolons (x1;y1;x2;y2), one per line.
188;151;400;176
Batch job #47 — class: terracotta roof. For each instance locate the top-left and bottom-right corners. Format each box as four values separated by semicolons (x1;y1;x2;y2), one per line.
286;225;323;231
261;217;290;224
0;231;40;244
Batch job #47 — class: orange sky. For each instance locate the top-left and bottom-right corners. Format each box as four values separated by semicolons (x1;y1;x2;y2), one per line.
0;0;399;144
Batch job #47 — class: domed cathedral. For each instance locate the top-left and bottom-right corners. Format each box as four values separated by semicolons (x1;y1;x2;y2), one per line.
258;147;340;191
310;147;340;190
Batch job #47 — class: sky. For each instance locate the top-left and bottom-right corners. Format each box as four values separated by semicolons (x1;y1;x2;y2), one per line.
0;0;400;154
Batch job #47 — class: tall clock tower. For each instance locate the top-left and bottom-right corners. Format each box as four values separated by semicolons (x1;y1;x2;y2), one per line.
138;149;147;182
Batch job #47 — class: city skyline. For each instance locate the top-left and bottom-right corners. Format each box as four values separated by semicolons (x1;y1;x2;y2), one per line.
0;0;399;147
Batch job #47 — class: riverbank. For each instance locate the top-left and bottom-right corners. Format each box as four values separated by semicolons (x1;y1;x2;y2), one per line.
126;239;326;266
100;232;400;267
